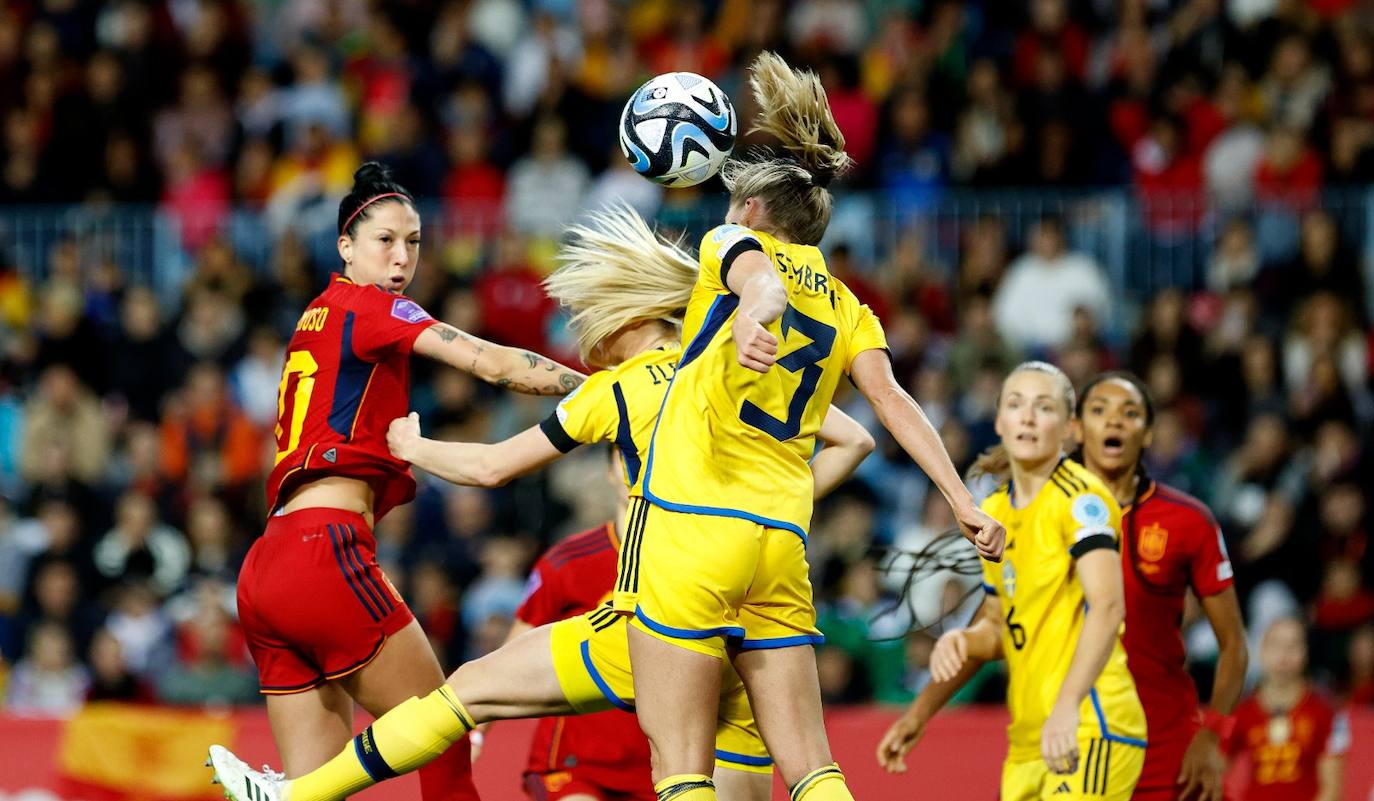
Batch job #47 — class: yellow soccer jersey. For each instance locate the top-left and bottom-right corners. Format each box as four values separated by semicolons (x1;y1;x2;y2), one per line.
980;458;1147;762
641;224;887;539
539;343;682;495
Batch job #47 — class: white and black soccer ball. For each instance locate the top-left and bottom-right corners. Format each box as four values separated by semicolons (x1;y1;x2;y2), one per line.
619;72;736;188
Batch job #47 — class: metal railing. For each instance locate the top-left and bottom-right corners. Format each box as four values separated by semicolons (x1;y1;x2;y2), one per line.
3;188;1372;318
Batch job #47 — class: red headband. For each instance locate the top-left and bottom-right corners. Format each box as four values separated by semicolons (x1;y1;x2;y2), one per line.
341;192;407;235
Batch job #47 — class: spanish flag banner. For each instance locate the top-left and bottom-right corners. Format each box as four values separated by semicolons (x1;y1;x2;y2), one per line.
59;703;233;801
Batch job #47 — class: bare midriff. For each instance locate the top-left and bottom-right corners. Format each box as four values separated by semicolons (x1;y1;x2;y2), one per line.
280;475;376;529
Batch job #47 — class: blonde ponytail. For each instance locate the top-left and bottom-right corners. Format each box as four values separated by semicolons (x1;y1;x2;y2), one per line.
720;52;852;245
747;51;852;182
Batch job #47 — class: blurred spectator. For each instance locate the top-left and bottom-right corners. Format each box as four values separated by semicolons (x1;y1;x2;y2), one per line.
157;602;257;706
108;288;183;423
474;233;557;355
183;495;241;585
442;120;507;235
458;538;530;659
1130;288;1205;390
1265;211;1368;325
33;278;107;390
505;115;589;236
230;327;286;428
278;44;349;145
158;363;262;494
502;12;579;118
86;627;151;703
877;88;949;216
1258;34;1330;131
1346;626;1374;705
1253;125;1322;209
153;64;234;174
4;622;90;715
176;287;248;366
1207;217;1261;293
19;365;110;487
991;216;1111;353
1282;293;1368;400
93;492;191;598
103;582;173;678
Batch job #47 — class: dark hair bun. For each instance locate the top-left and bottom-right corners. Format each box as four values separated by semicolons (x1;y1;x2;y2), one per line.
338;161;415;235
351;161;396;193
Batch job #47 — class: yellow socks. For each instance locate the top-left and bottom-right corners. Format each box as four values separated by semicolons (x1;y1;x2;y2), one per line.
789;763;851;801
287;686;476;801
654;774;716;801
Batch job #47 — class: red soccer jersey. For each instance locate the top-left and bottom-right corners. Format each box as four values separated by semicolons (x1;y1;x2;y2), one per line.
513;523;653;794
1230;688;1349;801
265;274;436;521
1120;481;1235;746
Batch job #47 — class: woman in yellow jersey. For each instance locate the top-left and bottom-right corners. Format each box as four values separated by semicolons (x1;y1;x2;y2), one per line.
623;53;1005;801
876;362;1147;801
207;208;874;801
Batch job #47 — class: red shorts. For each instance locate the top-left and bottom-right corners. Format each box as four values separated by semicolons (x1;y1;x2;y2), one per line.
523;772;653;801
238;508;412;694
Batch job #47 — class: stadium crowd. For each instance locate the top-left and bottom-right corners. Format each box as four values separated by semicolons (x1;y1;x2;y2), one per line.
0;0;1372;725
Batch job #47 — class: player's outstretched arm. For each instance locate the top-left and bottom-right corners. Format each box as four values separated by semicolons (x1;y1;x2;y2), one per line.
726;250;786;373
849;349;1004;562
1042;548;1125;775
414;322;585;396
876;596;1003;773
811;405;875;500
387;413;562;487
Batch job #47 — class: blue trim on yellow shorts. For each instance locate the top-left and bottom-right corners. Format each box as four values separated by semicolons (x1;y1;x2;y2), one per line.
640;293;810;544
635;604;746;641
715;749;773;768
737;633;824;650
1089;688;1148;748
579;639;633;712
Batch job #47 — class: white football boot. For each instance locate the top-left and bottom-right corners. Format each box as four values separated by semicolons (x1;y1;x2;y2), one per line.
207;745;287;801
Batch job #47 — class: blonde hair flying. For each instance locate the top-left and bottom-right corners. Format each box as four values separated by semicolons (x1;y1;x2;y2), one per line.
721;52;852;245
544;205;699;364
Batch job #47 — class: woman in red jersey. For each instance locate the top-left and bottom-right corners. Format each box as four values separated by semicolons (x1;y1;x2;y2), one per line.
1228;617;1347;801
1073;372;1249;801
235;162;583;795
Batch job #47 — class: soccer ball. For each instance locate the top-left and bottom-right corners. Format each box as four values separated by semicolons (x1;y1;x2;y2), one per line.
619;72;736;188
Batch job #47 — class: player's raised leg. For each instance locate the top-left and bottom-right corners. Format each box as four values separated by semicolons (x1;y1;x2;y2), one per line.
339;619;478;801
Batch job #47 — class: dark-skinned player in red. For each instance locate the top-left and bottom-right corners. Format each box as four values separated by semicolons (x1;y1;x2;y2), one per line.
1073;373;1248;801
234;162;584;800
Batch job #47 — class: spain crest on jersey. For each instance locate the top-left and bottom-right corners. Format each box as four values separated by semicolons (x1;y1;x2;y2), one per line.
1138;522;1169;562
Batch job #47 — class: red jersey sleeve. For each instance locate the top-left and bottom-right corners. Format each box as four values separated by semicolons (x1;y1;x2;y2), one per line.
350;291;436;361
1188;506;1235;598
514;559;563;627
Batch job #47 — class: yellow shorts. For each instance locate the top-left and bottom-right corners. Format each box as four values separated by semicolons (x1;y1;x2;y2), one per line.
613;500;821;659
548;605;773;775
1001;738;1144;801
